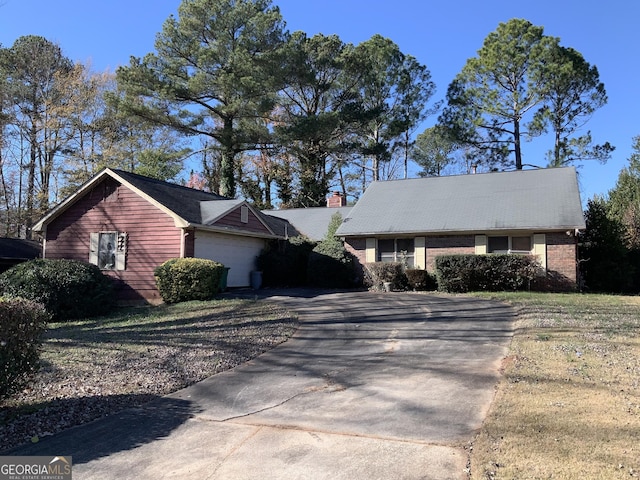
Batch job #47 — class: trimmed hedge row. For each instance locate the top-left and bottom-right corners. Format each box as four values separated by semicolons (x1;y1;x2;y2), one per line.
0;298;49;401
364;255;539;293
0;259;115;321
435;254;541;293
154;258;225;303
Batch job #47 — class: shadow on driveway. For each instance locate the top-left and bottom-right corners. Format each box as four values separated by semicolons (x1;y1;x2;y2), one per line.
4;397;198;465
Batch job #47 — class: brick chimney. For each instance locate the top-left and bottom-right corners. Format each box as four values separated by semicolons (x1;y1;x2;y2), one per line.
327;191;346;208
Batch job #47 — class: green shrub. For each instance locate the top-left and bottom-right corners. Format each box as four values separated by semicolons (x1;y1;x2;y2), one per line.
0;259;115;321
307;212;356;289
435;254;541;293
0;297;49;401
307;241;355;288
257;236;315;287
364;262;407;291
405;269;438;291
154;258;224;304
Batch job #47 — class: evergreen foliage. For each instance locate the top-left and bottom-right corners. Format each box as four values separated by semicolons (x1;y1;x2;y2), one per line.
154;258;225;304
256;236;316;287
405;269;438;291
116;0;287;198
0;259;115;321
607;136;640;250
435;254;540;293
439;18;611;171
0;298;49;401
307;212;355;288
579;198;634;293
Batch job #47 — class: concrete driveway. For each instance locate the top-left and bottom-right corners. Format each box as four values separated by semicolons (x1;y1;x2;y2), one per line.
7;291;514;479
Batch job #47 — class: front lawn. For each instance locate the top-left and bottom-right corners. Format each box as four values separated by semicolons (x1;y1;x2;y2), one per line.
468;292;640;479
0;298;297;452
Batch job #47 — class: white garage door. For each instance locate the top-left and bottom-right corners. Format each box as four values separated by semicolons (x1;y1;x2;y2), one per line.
194;231;266;287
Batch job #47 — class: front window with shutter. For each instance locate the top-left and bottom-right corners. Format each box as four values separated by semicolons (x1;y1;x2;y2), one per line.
90;232;127;270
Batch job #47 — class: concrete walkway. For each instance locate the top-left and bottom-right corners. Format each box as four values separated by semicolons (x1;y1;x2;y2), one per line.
7;291;515;479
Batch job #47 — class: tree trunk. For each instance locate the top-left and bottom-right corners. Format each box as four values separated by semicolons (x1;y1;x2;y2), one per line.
554;128;562;167
25;124;38;239
220;117;236;197
513;117;523;170
372;156;380;181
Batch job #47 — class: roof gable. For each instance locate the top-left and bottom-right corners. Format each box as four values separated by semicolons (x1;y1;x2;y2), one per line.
201;199;245;225
111;169;225;225
33;169;281;238
336;167;585;236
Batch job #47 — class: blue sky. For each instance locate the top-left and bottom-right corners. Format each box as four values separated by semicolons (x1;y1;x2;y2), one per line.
1;0;638;205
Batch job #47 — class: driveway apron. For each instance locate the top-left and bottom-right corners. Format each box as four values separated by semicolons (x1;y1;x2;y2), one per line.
6;291;515;480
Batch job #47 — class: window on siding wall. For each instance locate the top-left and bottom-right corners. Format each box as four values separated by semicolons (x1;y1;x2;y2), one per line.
487;235;532;254
378;238;415;267
90;232;127;270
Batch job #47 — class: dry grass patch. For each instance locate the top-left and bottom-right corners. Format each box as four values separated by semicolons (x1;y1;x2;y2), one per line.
0;298;297;452
468;292;640;479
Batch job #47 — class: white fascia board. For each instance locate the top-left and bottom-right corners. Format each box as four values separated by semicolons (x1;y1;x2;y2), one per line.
192;223;281;239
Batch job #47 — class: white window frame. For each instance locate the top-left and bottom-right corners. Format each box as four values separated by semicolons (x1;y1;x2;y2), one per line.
377;238;415;267
487;235;532;255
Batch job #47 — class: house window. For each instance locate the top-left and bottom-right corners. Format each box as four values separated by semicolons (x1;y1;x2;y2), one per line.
90;232;127;270
240;205;249;224
488;235;532;254
98;232;116;269
378;238;415;267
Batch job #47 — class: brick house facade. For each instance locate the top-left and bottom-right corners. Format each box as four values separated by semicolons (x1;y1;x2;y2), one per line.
344;231;579;290
336;168;585;291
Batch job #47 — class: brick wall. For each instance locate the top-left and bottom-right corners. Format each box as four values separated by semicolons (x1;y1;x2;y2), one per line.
345;238;366;282
344;232;579;290
425;235;475;270
545;232;578;289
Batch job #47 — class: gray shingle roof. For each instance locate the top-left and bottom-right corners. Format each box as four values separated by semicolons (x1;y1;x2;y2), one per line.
0;238;41;260
34;169;297;239
336;167;585;236
264;207;352;241
113;169;226;224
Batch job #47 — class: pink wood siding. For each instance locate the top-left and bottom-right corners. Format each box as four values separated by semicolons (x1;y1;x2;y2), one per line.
44;177;181;302
214;207;271;235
